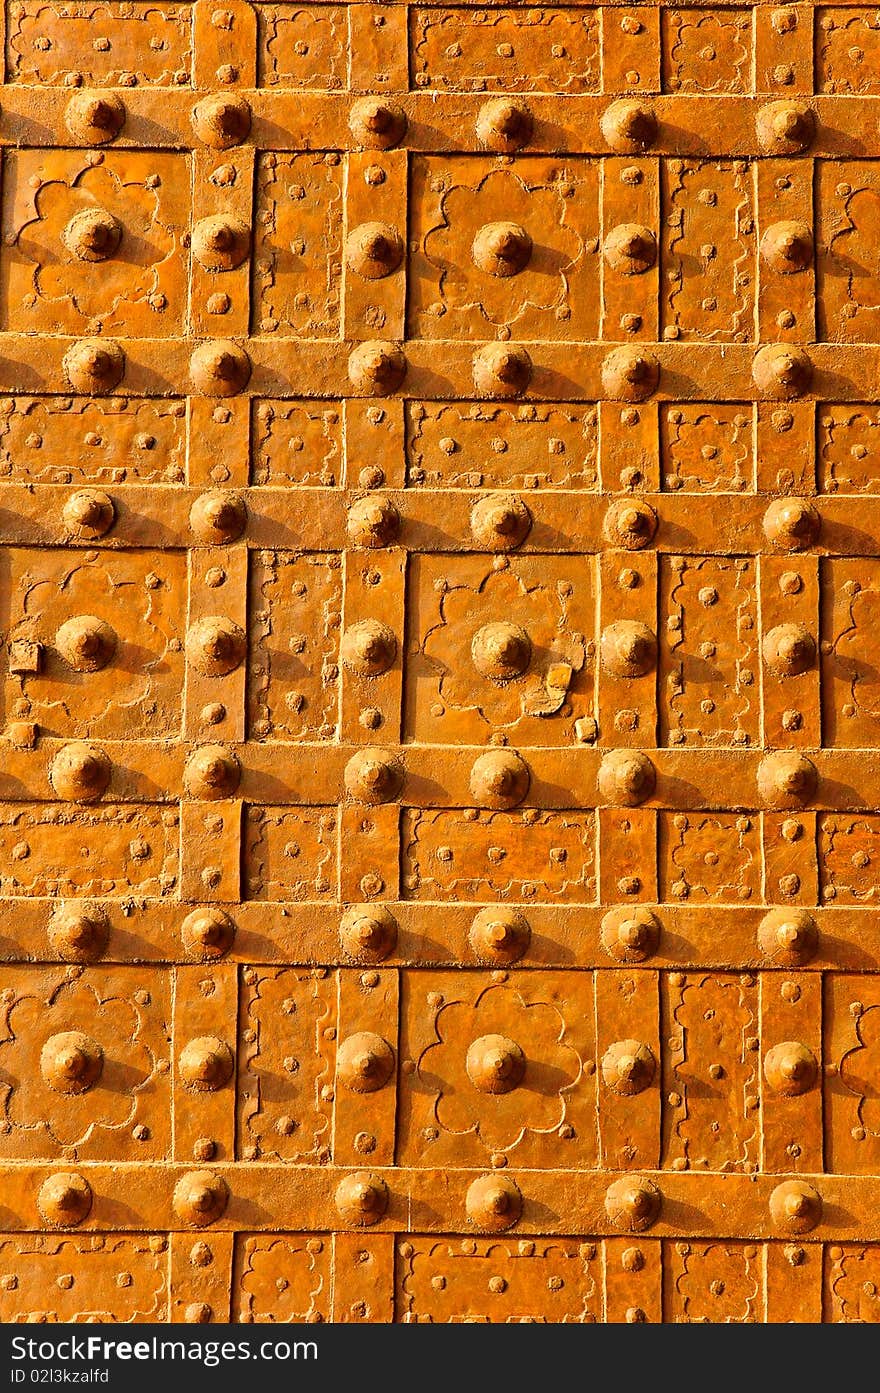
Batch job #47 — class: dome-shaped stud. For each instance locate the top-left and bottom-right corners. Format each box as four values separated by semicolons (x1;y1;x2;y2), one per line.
65;90;125;144
40;1031;104;1095
62;208;122;263
468;906;531;965
346;496;401;549
38;1172;93;1228
465;1173;523;1231
472;343;532;398
345;221;404;280
185;615;246;679
470;493;532;551
757;100;816;154
601;906;661;964
189;489;247;544
600;620;657;678
762;497;820;552
191;215;251;271
753;344;812;400
601;346;660;402
337;1031;395;1093
50;741;110;803
764;1041;818;1097
339;904;398;963
63;339;124;394
173;1170;229;1227
179;1036;235;1092
347;340;406;395
762;623;816;677
340;620;397;677
184;1304;211;1324
760;220;814;274
191;93;251;148
471;622;532;683
48;905;109;963
466;1033;526;1094
472;221;533;278
344;747;403;805
602;1040;656;1096
605;1174;661;1233
601;99;658;153
55;615;116;673
190;340;251;397
349;97;406;150
183;745;241;800
181;907;235;961
757;751;817;809
469;748;530;810
598;749;656;808
476;97;533;153
186;616;246;677
335;1171;388;1226
769;1179;821;1233
62;488;116;539
757;907;818;966
603;224;657;276
190;487;246;540
603;498;658;550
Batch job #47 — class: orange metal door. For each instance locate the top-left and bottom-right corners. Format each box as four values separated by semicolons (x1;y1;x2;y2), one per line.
0;0;876;1324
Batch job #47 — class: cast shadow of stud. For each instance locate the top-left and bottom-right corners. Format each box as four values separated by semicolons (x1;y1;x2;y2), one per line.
817;928;878;972
401;516;461;552
225;1195;272;1227
655;364;703;402
817;124;870;159
525;520;576;551
106;758;166;802
816;1199;857;1235
819;775;871;811
654;514;700;550
656;1192;709;1234
529;931;577;967
401;770;452;807
652;773;706;811
655;925;697;966
241;500;303;550
654;120;712;158
407;364;459;399
818;517;880;557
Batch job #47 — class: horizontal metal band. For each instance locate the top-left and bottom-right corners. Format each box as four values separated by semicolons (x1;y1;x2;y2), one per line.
6;744;880;808
2;92;880;157
3;486;880;557
0;1164;871;1241
0;902;879;971
0;340;875;403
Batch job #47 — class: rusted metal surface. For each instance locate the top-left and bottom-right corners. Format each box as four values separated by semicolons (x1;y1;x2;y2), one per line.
2;0;880;1326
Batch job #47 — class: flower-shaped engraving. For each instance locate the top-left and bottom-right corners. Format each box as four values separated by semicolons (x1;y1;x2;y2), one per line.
237;1236;330;1322
673;1243;760;1323
840;1003;880;1137
664;11;751;95
0;977;160;1152
421;563;587;730
418;982;581;1153
412;159;598;339
10;550;186;741
5;151;186;335
426;167;583;327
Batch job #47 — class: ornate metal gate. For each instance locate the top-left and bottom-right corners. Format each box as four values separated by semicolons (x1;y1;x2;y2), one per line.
1;0;879;1324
